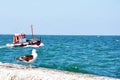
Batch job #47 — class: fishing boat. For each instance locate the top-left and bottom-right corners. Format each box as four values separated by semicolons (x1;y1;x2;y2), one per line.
6;25;44;47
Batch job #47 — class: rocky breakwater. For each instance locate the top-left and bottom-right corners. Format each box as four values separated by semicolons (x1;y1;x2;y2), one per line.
0;62;119;80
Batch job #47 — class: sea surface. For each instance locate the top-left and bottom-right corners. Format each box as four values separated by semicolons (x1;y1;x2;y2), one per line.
0;35;120;78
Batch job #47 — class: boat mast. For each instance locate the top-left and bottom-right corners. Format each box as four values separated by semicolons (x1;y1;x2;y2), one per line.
31;25;34;40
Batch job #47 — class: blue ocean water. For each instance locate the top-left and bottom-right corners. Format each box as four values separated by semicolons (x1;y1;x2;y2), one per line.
0;35;120;78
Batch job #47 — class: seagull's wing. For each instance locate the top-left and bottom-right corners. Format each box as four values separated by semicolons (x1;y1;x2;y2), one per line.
16;54;33;62
21;54;33;61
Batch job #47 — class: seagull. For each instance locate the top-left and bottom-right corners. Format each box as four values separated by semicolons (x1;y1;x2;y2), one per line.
15;49;38;67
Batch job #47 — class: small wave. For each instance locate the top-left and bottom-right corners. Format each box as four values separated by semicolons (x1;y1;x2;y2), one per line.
0;45;7;49
116;40;120;42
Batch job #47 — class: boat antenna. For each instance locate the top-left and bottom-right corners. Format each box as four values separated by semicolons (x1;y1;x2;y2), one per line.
31;24;34;40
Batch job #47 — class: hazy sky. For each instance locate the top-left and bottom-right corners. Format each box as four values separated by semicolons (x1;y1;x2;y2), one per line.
0;0;120;35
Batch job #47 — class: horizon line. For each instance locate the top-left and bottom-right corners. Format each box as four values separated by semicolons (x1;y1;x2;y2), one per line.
0;33;120;36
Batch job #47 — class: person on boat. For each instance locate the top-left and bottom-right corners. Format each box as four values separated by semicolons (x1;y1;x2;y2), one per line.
14;36;19;43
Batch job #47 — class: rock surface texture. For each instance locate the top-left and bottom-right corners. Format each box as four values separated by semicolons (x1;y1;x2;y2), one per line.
0;62;119;80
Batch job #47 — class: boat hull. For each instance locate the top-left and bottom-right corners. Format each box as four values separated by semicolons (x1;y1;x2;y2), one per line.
6;40;44;47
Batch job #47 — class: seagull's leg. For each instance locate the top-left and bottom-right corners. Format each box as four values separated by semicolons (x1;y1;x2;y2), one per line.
28;63;32;69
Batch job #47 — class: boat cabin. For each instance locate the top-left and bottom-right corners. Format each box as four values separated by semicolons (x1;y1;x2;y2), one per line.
13;33;27;43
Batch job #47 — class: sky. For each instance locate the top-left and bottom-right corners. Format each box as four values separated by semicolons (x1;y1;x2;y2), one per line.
0;0;120;35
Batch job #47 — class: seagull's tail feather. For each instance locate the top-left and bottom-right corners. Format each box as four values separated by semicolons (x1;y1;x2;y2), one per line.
15;57;23;61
